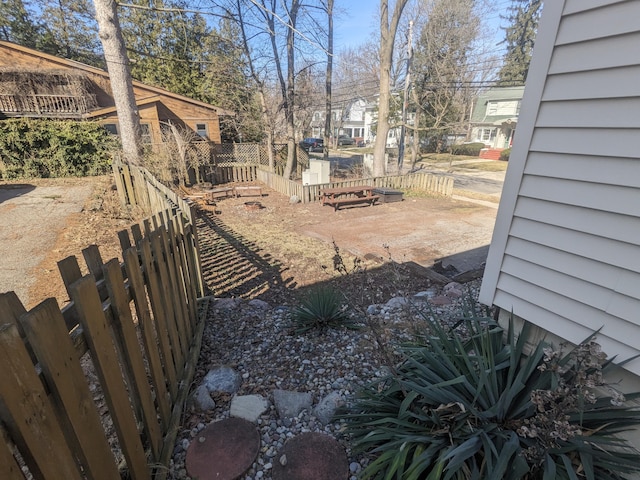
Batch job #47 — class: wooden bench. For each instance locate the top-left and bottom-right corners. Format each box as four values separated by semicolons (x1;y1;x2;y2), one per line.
204;187;234;203
322;195;380;211
234;186;263;197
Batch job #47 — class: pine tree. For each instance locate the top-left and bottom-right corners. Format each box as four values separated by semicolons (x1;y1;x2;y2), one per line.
118;0;209;100
0;0;59;54
34;0;103;66
497;0;541;85
201;19;264;142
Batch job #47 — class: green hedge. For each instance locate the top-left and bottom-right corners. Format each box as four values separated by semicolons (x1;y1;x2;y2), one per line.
450;142;485;156
0;118;119;179
500;147;511;161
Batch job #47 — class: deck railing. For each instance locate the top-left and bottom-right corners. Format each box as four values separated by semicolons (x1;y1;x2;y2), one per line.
0;94;97;116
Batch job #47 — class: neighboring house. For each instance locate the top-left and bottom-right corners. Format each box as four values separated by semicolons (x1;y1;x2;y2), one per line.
0;40;231;145
469;86;525;152
309;97;371;144
479;0;640;441
309;95;407;148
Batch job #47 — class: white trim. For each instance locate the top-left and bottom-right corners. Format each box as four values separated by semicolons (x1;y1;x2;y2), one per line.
479;1;566;305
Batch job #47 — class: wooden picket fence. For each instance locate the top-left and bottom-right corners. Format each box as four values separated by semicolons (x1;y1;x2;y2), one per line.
255;168;454;203
112;158;204;297
0;210;207;480
1;163;209;479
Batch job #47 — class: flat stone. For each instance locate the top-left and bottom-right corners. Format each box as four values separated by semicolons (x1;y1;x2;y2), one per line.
273;390;313;419
313;391;344;425
230;394;270;422
186;418;260;480
385;296;409;309
203;366;242;394
272;432;348;480
430;295;453;306
413;288;438;300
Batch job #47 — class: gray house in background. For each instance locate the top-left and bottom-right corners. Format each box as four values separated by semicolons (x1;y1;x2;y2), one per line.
479;0;640;420
469;86;525;151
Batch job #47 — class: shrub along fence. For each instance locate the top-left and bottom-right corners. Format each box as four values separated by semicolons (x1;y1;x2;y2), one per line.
0;166;208;479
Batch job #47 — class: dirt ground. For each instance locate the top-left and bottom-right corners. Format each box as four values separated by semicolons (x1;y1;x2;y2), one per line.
0;175;498;311
193;182;497;306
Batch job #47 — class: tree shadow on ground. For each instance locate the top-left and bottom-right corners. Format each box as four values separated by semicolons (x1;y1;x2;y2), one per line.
195;209;485;308
197;210;298;304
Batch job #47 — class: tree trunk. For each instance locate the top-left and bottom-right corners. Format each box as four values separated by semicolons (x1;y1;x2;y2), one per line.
373;0;409;177
282;0;300;179
92;0;142;164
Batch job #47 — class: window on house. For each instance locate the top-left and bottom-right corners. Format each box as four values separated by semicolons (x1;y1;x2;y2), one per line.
314;113;320;121
140;124;152;144
103;123;118;135
481;128;496;142
196;123;208;138
487;102;498;115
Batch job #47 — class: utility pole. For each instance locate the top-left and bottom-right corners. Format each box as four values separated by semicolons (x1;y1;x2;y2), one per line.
397;20;413;172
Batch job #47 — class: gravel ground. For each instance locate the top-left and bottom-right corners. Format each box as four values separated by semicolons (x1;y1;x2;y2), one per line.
167;278;490;479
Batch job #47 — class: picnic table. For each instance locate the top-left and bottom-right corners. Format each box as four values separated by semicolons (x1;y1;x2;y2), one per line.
319;185;380;211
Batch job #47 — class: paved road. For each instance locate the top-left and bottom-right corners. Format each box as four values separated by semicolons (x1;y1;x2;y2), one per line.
315;152;507;199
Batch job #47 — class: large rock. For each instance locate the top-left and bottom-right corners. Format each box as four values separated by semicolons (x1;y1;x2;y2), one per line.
230;395;270;423
248;299;270;311
273;390;313;419
192;385;216;412
214;298;242;311
203;366;242;394
313;391;344;425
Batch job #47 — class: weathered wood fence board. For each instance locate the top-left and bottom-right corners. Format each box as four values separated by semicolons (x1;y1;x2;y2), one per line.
256;167;454;203
113;159;205;298
1;195;209;480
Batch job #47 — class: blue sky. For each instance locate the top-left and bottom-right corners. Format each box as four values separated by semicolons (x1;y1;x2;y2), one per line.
333;0;510;52
334;0;380;49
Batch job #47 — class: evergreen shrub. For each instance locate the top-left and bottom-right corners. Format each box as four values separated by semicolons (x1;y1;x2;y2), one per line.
500;147;512;161
451;142;485;156
343;317;640;479
0;118;118;179
292;286;359;334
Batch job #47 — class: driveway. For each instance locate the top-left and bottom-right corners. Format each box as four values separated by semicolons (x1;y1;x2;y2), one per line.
0;180;93;306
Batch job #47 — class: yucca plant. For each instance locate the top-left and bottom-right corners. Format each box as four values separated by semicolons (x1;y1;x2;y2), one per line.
342;317;640;479
292;286;358;333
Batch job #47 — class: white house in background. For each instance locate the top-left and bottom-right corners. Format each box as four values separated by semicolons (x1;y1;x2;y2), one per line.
308;95;407;148
480;0;640;441
469;86;525;150
308;98;371;144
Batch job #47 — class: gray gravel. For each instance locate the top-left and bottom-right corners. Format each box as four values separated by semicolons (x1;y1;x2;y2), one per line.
167;279;487;479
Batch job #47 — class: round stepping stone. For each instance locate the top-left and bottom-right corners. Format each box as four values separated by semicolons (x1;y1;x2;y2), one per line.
186;418;260;480
273;432;348;480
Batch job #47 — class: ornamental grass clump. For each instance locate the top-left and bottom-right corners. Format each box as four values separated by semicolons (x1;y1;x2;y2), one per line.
292;286;358;333
343;317;640;480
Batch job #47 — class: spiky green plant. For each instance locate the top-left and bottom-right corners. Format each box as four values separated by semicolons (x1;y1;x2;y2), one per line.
343;318;640;480
292;286;358;333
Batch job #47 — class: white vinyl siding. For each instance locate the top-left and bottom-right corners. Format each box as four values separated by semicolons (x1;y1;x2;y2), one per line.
480;0;640;375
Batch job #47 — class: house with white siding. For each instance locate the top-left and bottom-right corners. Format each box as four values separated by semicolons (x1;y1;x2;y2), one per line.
479;0;640;430
469;86;524;150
